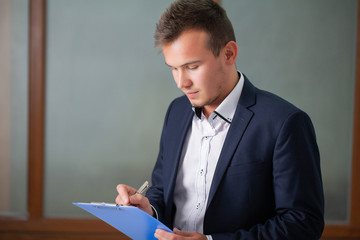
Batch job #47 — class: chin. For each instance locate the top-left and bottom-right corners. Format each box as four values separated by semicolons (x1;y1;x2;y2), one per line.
187;98;207;108
189;102;203;108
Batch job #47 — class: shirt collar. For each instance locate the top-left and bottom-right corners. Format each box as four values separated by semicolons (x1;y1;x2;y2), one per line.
192;71;244;124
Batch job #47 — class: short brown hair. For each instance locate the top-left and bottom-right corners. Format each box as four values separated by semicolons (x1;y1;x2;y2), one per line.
154;0;236;56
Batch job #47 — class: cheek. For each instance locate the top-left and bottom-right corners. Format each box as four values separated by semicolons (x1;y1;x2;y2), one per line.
192;68;209;86
197;68;216;90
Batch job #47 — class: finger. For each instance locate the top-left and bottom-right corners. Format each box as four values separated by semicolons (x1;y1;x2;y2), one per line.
115;184;136;205
155;229;179;240
129;194;153;215
129;193;144;205
115;184;129;205
116;184;136;195
173;228;193;237
173;229;207;239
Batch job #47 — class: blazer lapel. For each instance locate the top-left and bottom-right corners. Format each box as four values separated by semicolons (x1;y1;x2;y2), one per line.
207;77;257;208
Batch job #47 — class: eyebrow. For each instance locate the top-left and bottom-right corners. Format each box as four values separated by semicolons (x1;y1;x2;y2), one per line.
165;60;202;68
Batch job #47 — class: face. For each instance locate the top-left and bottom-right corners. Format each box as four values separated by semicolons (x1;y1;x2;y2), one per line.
162;30;232;117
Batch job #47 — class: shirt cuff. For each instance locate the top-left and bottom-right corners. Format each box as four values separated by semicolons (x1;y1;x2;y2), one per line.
206;235;213;240
150;204;159;219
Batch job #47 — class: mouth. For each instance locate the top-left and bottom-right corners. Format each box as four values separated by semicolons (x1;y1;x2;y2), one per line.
185;91;198;99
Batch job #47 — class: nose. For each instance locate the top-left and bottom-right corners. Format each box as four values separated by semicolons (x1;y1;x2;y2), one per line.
175;70;190;89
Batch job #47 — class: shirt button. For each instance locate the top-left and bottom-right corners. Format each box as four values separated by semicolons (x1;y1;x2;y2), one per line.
200;169;204;176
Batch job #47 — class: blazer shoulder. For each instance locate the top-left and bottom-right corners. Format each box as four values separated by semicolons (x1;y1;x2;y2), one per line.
242;76;299;115
163;95;192;124
243;78;310;124
257;89;299;112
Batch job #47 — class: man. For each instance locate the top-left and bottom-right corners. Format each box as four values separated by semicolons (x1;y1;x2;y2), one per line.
116;0;324;239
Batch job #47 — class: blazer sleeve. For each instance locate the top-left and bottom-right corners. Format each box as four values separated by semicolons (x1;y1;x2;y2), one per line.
211;110;324;240
145;99;174;223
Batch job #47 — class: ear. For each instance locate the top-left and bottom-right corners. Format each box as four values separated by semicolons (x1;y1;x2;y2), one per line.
223;41;238;65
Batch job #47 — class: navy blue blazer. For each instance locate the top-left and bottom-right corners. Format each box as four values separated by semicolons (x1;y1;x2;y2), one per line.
146;76;324;239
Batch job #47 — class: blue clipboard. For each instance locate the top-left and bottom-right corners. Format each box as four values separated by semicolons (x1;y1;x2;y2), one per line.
73;202;173;240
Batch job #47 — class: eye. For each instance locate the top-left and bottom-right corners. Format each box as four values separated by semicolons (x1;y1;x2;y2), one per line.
188;65;199;70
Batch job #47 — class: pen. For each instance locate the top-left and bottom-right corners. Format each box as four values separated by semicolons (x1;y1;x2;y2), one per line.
135;181;149;195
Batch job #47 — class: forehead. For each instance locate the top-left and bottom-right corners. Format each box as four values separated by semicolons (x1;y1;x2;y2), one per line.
162;30;213;67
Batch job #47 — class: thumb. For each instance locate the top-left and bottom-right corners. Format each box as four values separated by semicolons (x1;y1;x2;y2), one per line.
129;194;142;205
173;228;193;237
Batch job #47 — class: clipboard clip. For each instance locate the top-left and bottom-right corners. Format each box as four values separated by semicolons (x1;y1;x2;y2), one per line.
90;202;117;208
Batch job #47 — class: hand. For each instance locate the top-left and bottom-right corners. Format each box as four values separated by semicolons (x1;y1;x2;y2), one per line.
154;228;207;240
115;184;153;216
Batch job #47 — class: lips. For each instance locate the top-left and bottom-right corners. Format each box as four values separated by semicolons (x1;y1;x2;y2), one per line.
185;91;198;99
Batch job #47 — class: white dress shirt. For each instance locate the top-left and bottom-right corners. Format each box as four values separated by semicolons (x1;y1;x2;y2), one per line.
173;73;244;238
